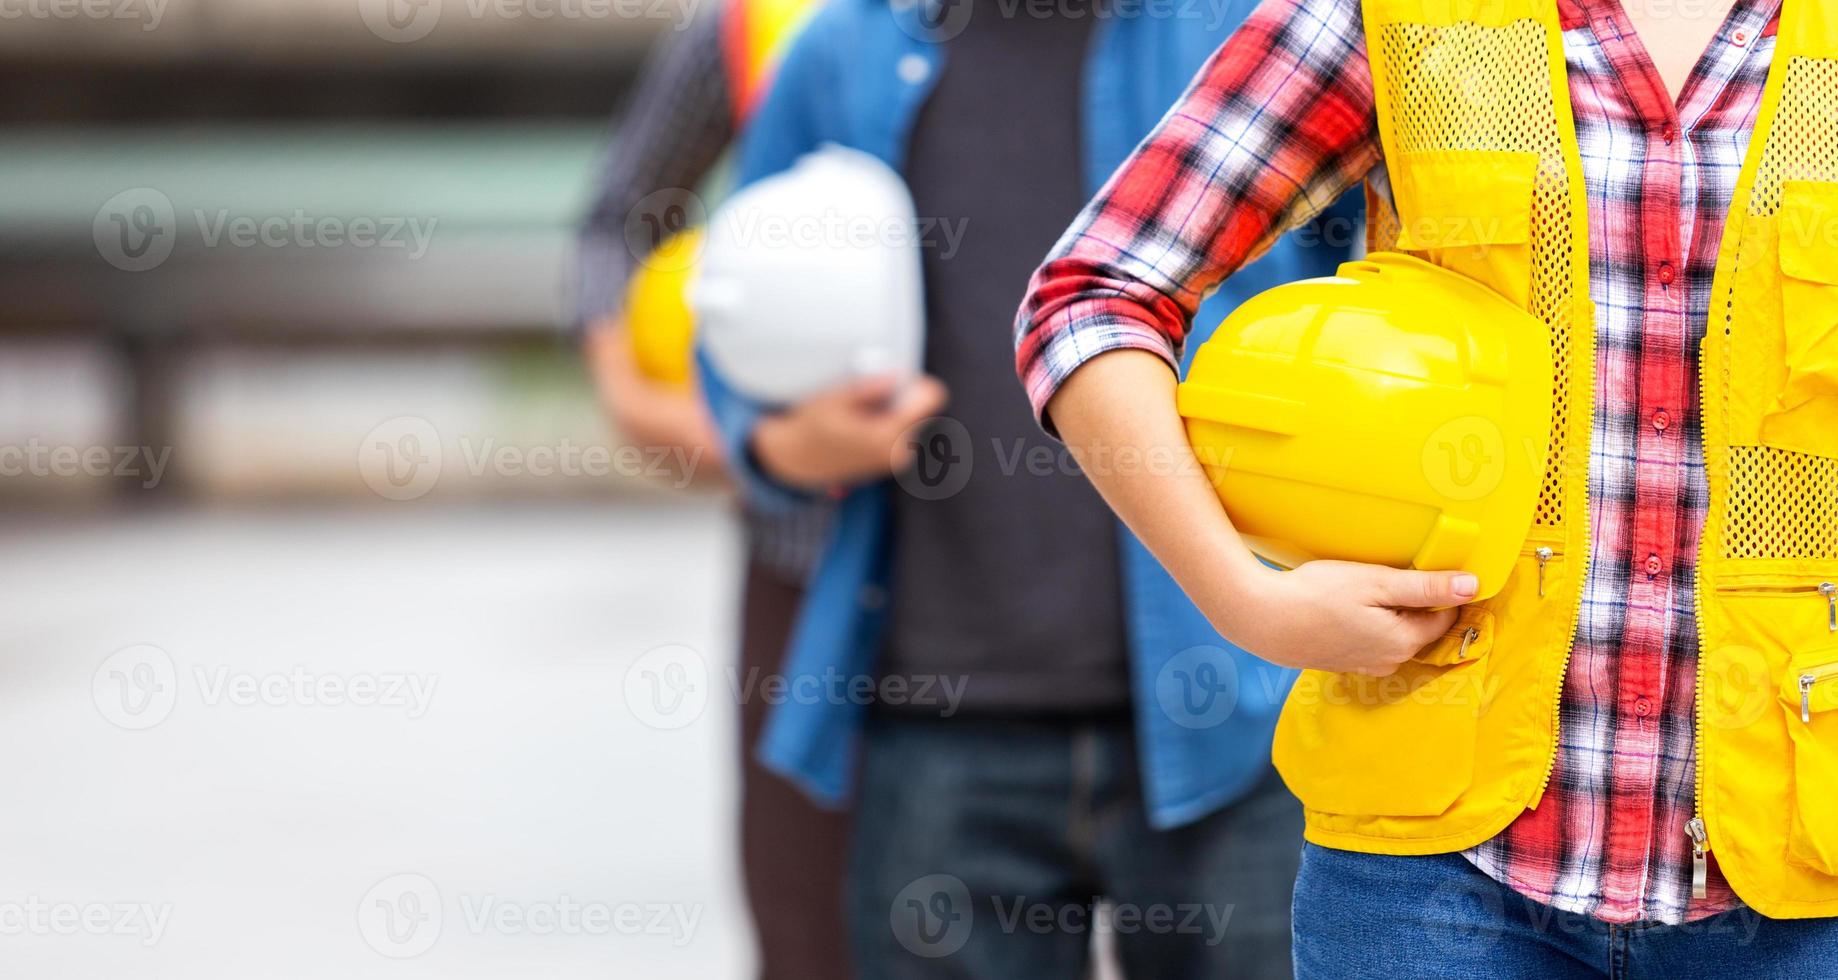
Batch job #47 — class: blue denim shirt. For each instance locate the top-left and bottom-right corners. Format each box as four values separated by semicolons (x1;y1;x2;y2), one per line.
702;0;1359;828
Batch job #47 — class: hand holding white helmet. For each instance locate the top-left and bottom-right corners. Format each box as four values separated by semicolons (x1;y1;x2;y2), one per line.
693;144;927;405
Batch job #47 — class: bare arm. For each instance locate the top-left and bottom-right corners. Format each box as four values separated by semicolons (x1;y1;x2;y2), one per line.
584;318;727;486
1048;349;1475;675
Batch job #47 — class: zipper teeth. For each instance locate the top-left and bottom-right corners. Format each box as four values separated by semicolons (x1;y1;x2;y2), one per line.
1534;335;1595;806
1715;582;1832;595
1692;269;1717;866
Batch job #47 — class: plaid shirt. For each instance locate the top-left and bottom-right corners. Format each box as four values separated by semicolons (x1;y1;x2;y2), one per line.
1014;0;1781;925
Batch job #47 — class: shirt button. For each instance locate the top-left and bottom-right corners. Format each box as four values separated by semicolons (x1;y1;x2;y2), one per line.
1732;28;1751;47
897;54;931;85
1652;408;1671;432
1635;696;1653;716
1645;553;1664;577
1661;123;1678;144
1657;261;1677;285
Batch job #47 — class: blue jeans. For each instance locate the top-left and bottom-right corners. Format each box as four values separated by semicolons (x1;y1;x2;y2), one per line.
849;713;1301;980
1293;843;1838;979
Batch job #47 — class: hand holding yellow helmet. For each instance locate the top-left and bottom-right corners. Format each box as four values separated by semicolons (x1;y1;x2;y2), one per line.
1177;252;1552;599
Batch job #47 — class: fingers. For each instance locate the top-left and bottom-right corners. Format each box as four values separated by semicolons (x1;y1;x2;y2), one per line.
1398;605;1460;646
1348;606;1460;678
835;373;903;409
1370;567;1479;609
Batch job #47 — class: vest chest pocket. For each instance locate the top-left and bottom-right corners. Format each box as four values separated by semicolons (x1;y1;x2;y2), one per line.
1764;181;1838;455
1390;149;1540;310
1712;571;1838;875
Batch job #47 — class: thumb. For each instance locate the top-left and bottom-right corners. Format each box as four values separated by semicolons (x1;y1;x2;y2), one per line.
890;375;949;422
1372;567;1480;609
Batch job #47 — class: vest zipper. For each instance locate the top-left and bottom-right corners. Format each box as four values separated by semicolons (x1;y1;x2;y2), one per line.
1686;815;1710;900
1690;302;1713;899
1532;490;1591;810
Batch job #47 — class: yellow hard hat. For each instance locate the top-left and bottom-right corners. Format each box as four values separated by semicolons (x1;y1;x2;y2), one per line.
1176;252;1552;599
624;229;704;388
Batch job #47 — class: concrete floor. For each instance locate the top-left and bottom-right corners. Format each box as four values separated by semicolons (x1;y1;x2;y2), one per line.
0;500;752;978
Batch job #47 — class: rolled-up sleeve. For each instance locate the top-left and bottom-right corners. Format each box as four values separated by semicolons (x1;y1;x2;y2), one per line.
1013;0;1380;433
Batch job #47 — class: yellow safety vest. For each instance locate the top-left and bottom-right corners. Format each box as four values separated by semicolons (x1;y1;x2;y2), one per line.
721;0;819;122
1272;0;1838;918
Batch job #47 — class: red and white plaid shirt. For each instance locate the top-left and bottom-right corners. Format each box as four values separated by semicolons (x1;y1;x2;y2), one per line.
1014;0;1781;925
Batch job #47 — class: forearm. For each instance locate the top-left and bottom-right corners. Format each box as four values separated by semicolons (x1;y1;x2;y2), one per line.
1047;349;1270;636
584;318;726;479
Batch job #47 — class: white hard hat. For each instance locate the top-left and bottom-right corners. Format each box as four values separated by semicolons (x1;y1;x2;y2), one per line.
693;144;926;405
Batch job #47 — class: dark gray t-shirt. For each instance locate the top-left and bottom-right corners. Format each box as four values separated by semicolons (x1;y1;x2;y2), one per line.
879;0;1129;715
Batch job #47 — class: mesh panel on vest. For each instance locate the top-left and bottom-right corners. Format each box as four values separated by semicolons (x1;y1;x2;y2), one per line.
1721;57;1838;559
1746;58;1838;215
1374;20;1578;527
1726;446;1838;558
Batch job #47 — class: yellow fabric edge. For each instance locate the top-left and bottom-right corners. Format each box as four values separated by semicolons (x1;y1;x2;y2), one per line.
1696;3;1808;920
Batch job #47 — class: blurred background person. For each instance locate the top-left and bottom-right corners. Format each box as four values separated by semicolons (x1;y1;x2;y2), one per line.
702;0;1362;976
573;0;858;976
0;1;818;976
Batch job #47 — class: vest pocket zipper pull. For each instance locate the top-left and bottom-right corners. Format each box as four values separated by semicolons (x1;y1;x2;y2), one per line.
1686;816;1709;899
1821;581;1836;631
1797;663;1838;723
1457;626;1478;660
1535;546;1554;597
